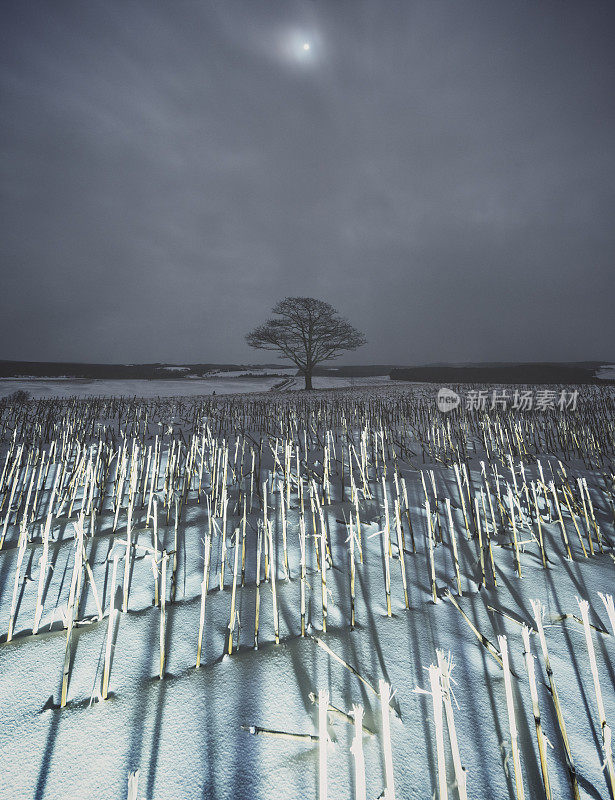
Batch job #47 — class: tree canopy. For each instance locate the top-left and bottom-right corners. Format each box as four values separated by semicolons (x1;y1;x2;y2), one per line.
245;297;367;389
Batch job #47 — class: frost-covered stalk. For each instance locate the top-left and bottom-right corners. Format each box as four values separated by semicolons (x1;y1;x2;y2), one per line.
323;442;330;505
474;497;486;589
321;514;328;632
530;599;580;800
112;453;126;532
582;478;604;551
170;497;179;602
159;551;168;679
562;488;587;558
31;448;47;523
577;598;615;797
82;540;103;620
519;461;532;522
7;523;27;641
0;450;21;549
536;461;550;520
61;523;84;707
577;477;594;555
598;592;615;637
141;445;152;508
350;705;367;800
393;476;405;551
521;626;551;799
312;635;380;699
480;461;498;536
453;463;471;540
152;499;159;606
127;769;140;800
436;650;468;800
426;499;438;603
197;431;205;500
279;480;289;579
309;484;321;571
249;447;255;512
429;469;443;543
550;481;572;560
401;477;416;553
299;509;307;637
349;513;356;628
220;491;228;590
379;680;396;800
146;438;158;525
445;498;462;596
445;590;504;669
262;480;269;580
227;527;240;654
20;457;36;531
481;488;497;586
507;486;521;578
196;533;211;668
241;495;247;586
394;499;408;608
319;689;329;800
499;635;524;800
531;482;547;567
122;475;135;612
0;440;15;496
354;480;364;561
33;482;54;634
102;554;119;699
428;665;448;800
254;521;262;649
267;520;279;644
383;478;392;615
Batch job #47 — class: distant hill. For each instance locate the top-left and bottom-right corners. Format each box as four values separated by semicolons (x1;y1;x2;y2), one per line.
390;362;612;384
312;365;398;377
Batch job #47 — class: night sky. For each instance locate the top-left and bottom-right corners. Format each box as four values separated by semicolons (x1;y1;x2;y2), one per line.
1;1;614;365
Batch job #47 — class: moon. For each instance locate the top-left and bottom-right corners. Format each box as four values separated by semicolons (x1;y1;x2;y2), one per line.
275;29;320;65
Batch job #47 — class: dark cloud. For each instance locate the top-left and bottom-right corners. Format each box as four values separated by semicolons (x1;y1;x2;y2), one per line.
1;1;614;364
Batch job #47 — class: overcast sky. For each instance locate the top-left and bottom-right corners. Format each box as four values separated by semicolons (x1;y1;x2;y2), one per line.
1;1;614;365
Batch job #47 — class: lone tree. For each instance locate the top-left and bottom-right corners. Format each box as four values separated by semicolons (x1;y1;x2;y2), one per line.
246;297;367;390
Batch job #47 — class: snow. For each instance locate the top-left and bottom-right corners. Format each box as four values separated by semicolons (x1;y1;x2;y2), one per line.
0;374;390;399
597;364;615;380
0;385;613;800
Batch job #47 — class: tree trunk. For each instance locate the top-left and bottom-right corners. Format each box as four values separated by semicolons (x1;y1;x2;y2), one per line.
304;371;313;390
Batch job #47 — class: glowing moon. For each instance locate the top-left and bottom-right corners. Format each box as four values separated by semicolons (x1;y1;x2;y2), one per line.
275;29;320;65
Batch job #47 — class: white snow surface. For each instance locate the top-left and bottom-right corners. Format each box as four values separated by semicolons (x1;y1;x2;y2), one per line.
0;386;613;800
0;374;390;398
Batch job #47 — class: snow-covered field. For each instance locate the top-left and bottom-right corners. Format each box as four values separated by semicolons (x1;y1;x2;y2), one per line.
0;386;613;800
0;374;390;398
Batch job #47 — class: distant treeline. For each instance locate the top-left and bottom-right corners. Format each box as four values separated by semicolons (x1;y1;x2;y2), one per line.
0;361;249;379
0;360;386;380
0;359;611;384
390;362;610;384
312;365;398;377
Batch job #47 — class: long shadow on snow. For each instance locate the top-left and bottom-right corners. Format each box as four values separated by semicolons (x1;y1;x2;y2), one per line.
465;589;517;800
560;554;615;690
540;560;606;798
404;545;438;798
145;593;177;799
484;588;544;795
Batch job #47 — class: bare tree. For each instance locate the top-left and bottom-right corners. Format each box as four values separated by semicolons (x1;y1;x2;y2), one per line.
246;297;367;389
